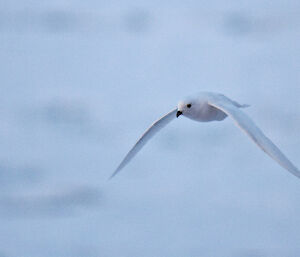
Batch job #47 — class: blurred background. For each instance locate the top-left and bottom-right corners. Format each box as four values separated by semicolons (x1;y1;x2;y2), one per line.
0;0;300;256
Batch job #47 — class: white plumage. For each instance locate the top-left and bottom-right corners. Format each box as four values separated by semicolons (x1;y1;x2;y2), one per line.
110;92;299;180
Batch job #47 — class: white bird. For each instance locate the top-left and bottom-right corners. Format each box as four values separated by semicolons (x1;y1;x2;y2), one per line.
110;92;299;179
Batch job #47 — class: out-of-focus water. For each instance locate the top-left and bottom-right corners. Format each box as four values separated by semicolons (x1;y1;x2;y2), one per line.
0;1;300;256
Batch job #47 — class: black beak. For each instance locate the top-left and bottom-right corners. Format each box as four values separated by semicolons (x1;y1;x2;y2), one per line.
176;111;182;118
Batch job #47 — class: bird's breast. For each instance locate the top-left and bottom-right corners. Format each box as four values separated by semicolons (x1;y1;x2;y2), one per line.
186;102;227;122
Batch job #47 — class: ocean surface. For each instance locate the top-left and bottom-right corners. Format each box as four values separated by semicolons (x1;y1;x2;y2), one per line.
0;0;300;256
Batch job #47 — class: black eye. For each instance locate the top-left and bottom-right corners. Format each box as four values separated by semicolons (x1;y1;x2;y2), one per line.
187;104;192;108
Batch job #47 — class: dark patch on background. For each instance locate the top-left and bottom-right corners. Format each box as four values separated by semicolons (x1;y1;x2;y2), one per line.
124;9;151;34
223;12;252;36
41;10;78;33
0;186;102;218
0;163;41;188
42;101;90;126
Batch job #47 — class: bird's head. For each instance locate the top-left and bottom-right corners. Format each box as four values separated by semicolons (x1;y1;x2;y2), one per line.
176;98;195;118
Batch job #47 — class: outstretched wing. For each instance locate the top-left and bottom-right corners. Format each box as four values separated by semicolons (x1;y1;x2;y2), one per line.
110;108;177;179
208;97;300;179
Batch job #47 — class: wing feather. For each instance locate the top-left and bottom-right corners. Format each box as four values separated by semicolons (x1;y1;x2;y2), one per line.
209;98;300;179
110;108;177;179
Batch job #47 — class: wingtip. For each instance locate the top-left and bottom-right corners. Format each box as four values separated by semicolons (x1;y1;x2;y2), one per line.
107;174;114;181
241;104;250;108
108;168;121;181
107;172;116;181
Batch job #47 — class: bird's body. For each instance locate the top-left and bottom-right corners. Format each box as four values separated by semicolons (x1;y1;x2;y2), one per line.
177;92;248;122
110;92;299;180
178;98;227;122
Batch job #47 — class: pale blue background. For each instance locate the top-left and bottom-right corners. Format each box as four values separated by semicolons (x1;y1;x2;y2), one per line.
0;1;300;256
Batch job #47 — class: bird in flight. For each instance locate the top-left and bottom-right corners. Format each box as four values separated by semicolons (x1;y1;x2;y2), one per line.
110;92;299;180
